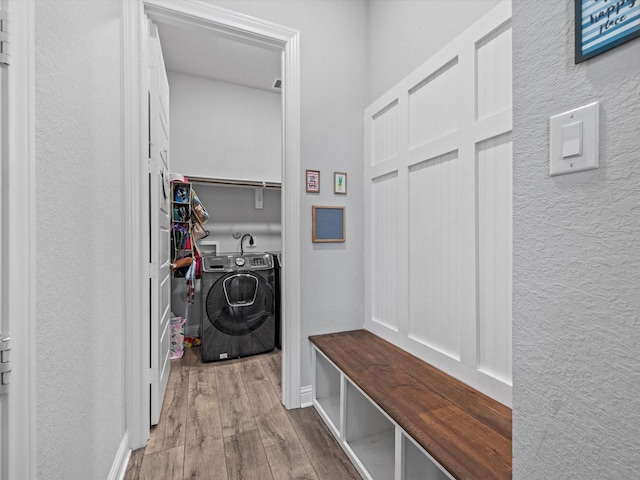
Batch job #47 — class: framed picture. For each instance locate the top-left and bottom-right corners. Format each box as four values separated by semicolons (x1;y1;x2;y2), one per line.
575;0;640;63
334;172;347;195
312;206;346;243
306;169;320;193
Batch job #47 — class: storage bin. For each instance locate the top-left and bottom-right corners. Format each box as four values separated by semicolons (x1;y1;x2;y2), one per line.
170;316;187;359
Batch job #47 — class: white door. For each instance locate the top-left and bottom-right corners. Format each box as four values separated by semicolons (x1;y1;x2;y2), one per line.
0;5;8;474
148;20;172;426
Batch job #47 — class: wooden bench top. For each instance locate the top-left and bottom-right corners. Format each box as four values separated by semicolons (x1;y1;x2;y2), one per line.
309;329;512;480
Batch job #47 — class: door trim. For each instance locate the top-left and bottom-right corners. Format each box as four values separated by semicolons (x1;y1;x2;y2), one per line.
122;0;301;449
122;0;148;449
4;0;36;478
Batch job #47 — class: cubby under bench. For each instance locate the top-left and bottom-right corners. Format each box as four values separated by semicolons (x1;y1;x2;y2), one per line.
309;329;512;480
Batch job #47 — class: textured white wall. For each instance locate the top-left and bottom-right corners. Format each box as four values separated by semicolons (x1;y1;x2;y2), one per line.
168;71;282;183
367;0;501;104
205;0;368;388
34;1;125;478
512;2;640;478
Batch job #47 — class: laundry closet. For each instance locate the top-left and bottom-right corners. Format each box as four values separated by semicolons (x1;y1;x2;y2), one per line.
153;21;283;352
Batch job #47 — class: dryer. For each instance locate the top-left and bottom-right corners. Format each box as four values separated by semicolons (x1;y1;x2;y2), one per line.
200;253;276;362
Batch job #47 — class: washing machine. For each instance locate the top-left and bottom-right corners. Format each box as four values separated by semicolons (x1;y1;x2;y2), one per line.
266;251;281;349
200;252;276;362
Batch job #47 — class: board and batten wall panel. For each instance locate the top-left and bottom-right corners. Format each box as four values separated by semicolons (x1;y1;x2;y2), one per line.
408;59;460;149
408;151;461;360
477;23;513;120
372;100;400;166
364;1;513;405
371;172;399;330
477;133;513;384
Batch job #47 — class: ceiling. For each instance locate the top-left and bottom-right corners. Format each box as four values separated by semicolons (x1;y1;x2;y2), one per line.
155;21;282;94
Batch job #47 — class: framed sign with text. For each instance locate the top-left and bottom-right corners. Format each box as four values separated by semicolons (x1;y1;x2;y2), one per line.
306;169;320;193
575;0;640;63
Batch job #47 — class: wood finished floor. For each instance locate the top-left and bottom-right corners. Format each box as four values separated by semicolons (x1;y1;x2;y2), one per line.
124;347;361;480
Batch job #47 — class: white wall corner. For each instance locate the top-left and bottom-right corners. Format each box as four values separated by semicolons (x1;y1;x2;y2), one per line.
300;385;313;408
107;431;131;480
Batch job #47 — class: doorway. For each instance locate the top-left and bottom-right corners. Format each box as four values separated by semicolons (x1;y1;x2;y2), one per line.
123;0;301;449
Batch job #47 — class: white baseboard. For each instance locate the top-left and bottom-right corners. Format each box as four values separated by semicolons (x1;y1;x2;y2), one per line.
300;385;313;408
108;431;131;480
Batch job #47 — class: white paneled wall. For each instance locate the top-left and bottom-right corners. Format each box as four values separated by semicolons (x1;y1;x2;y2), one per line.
372;100;400;166
477;134;513;384
364;1;513;405
371;172;399;331
476;24;513;120
408;151;461;360
408;59;460;149
371;174;398;330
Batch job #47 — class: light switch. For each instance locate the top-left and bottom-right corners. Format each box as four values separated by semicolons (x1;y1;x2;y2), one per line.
561;121;582;158
550;102;599;176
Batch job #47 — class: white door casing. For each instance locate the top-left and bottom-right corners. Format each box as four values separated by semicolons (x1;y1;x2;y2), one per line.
123;0;301;449
147;20;172;426
1;0;36;479
0;5;6;474
364;1;512;406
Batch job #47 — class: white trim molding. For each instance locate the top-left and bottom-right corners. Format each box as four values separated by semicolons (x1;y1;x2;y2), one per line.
279;22;302;410
123;0;302;449
5;0;37;478
107;432;131;480
300;385;313;408
122;0;149;449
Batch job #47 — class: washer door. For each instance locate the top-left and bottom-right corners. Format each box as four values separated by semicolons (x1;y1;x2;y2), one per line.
205;272;273;336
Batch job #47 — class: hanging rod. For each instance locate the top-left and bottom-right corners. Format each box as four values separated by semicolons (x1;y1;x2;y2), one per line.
187;175;281;189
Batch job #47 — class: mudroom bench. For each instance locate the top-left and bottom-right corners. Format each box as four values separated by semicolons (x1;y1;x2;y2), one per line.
309;330;512;480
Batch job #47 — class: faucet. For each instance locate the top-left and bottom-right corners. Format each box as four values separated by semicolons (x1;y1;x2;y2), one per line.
240;233;254;255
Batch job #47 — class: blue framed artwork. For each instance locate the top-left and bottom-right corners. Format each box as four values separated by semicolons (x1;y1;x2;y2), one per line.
575;0;640;63
312;206;345;243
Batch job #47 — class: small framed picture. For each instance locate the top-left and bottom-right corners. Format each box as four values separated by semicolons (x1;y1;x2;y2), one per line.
334;172;347;195
306;169;320;193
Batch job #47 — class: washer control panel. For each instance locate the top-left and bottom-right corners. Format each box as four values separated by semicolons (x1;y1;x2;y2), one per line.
251;257;267;267
203;253;273;272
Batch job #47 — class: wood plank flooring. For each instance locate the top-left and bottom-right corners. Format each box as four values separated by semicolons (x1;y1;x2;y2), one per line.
125;347;360;480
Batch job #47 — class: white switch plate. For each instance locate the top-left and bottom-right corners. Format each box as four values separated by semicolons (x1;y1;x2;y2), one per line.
549;101;599;176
